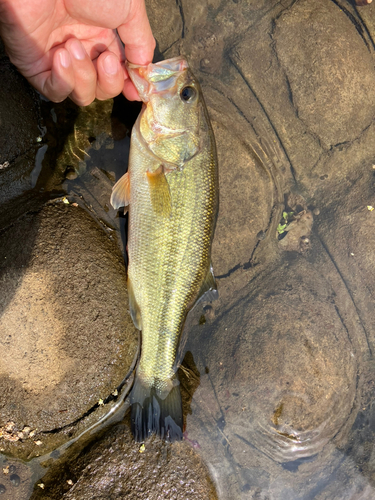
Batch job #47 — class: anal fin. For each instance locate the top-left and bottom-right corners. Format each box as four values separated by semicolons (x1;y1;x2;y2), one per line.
128;277;142;330
196;263;218;306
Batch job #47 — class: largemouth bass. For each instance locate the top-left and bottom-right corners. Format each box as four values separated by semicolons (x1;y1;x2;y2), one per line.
110;57;219;441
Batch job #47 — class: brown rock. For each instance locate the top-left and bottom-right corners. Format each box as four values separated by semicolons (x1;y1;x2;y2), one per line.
30;424;217;500
0;202;138;457
274;0;375;149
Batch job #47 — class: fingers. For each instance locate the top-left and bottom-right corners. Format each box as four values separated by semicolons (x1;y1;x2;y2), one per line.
28;39;126;105
65;38;97;106
96;52;126;101
27;47;75;103
26;40;98;105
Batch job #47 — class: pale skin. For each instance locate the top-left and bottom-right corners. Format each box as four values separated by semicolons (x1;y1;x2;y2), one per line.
0;0;155;105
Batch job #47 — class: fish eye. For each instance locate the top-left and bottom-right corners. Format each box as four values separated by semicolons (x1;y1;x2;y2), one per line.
180;86;197;102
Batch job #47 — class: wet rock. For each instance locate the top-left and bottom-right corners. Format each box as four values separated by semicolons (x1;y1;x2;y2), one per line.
316;166;375;356
0;53;45;222
0;202;138;458
274;0;375;150
0;58;40;166
30;424;217;500
228;0;375;189
183;256;358;497
0;457;32;500
146;0;182;53
209;105;274;276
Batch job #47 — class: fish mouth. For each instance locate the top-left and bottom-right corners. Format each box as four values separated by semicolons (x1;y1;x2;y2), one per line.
126;57;189;102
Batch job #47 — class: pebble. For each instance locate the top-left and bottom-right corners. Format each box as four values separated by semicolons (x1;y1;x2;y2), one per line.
10;474;20;486
0;485;5;494
203;305;215;321
66;170;78;180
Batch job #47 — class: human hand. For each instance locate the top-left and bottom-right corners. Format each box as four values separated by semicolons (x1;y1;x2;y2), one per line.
0;0;155;105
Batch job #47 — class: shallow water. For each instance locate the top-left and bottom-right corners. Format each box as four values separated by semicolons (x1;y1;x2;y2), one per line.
2;0;375;495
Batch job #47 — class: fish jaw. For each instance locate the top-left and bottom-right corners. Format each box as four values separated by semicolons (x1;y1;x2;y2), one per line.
127;57;189;102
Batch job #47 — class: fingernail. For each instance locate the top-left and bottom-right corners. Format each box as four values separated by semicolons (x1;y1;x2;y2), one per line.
103;54;119;75
59;50;71;69
70;39;86;61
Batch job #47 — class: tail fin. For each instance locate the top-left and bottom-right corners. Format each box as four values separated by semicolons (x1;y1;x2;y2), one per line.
130;375;183;442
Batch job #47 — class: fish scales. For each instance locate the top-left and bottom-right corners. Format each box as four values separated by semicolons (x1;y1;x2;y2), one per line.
111;57;218;441
130;128;216;383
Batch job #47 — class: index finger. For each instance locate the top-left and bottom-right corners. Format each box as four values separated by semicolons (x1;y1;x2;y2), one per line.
117;0;155;65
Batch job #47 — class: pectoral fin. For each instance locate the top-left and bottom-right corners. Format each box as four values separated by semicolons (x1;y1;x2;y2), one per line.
110;171;131;209
128;277;142;331
146;165;172;217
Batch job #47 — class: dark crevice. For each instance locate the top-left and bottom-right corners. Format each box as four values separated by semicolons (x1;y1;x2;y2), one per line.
206;373;226;431
331;118;375;151
329;0;372;51
317;233;373;357
333;302;353;346
43;374;134;436
283;71;298;117
353;4;375;52
161;39;180;56
216;262;241;280
329;140;351;151
175;0;186;39
312;117;375;172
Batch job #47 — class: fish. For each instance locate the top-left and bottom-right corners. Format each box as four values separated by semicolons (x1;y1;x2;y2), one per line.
110;56;219;441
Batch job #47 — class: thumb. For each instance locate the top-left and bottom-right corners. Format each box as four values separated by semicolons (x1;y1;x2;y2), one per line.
117;0;155;65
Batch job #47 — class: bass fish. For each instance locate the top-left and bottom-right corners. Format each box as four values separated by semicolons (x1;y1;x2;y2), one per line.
111;57;219;441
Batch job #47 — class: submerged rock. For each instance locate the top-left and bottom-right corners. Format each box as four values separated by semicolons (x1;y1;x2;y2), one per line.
30;423;217;500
